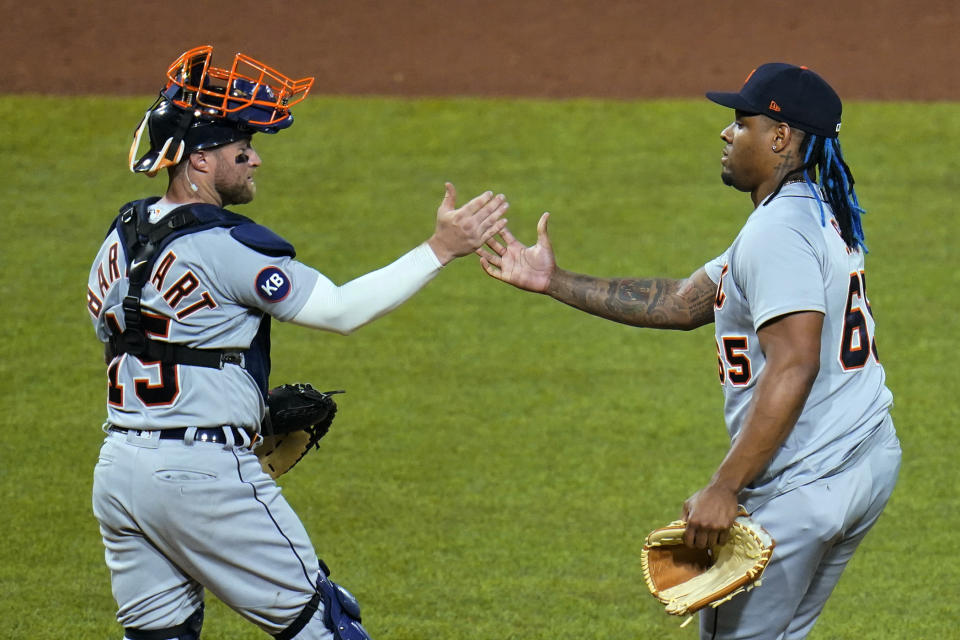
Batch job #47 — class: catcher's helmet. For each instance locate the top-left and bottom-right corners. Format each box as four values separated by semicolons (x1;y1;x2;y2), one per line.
129;45;314;176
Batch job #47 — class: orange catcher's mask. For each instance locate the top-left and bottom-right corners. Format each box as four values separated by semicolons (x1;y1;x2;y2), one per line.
129;45;315;176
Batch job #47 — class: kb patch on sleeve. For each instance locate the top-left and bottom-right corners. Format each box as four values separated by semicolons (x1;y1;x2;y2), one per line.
256;266;291;302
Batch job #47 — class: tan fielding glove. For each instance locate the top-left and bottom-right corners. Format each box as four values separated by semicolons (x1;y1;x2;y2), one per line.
641;510;775;624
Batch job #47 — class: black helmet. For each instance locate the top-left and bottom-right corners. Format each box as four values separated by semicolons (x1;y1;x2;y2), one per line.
129;45;314;176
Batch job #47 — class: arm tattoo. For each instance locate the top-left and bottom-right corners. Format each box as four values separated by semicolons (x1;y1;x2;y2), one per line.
547;269;715;330
686;282;717;325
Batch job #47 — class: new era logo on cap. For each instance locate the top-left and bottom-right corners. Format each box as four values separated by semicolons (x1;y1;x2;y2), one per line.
706;63;843;138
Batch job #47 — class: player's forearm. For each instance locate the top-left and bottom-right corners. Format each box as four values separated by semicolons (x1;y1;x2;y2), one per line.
545;269;714;330
710;360;818;493
290;243;442;334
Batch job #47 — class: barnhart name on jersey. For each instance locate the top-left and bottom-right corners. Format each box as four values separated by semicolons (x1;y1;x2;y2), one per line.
86;200;320;430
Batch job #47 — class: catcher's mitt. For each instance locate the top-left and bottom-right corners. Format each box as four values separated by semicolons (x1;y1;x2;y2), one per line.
641;511;775;624
256;383;343;479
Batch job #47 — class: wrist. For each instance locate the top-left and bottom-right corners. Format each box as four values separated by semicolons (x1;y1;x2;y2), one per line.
543;266;567;296
708;469;746;495
426;236;453;266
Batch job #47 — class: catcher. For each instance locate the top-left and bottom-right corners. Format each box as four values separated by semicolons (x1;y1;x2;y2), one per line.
88;45;509;640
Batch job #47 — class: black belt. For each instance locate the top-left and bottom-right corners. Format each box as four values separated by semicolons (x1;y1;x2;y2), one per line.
108;425;251;444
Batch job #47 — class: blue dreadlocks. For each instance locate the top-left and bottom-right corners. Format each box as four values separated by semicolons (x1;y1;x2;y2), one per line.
768;133;868;252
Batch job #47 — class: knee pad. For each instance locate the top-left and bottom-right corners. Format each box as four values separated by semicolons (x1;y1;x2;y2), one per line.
274;573;370;640
124;605;203;640
318;575;371;640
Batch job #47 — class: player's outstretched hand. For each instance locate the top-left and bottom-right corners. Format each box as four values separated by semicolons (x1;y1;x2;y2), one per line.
428;183;509;265
477;211;556;293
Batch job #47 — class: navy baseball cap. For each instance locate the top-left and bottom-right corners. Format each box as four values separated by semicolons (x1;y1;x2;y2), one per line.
706;63;842;138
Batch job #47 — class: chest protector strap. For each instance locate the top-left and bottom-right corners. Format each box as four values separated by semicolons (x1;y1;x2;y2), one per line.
108;203;244;369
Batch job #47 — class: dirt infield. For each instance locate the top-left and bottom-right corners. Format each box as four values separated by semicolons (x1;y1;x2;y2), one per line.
4;0;957;100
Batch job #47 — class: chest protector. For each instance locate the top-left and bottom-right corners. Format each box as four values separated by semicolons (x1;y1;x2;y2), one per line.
106;198;295;396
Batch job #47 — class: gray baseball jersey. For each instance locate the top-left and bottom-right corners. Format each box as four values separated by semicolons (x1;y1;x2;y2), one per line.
89;197;424;637
87;216;319;431
703;182;894;508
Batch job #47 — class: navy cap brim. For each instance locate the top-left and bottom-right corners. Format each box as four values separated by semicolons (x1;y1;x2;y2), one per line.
705;91;760;114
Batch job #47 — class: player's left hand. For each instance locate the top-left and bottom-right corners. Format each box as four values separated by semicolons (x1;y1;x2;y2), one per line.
428;182;509;265
681;483;740;549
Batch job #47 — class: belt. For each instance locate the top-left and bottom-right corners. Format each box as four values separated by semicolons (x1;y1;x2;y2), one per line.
108;425;253;445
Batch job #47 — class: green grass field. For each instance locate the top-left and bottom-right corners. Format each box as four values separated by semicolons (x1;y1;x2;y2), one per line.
1;96;957;638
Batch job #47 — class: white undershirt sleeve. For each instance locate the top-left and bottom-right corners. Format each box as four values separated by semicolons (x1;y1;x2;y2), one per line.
290;242;444;334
